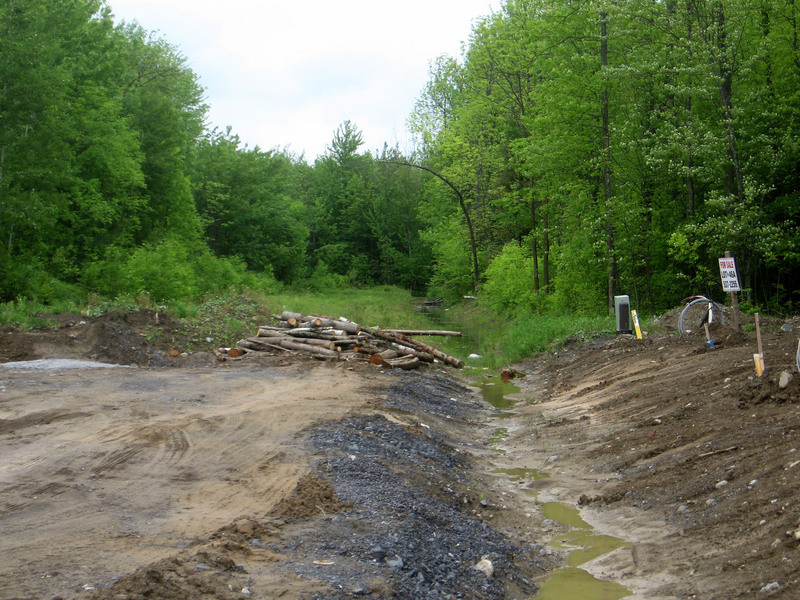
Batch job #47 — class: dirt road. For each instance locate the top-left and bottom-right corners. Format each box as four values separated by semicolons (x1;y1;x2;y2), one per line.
1;309;799;599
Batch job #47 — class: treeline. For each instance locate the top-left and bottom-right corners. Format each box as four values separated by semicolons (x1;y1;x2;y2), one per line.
411;0;800;314
2;0;798;316
0;1;432;304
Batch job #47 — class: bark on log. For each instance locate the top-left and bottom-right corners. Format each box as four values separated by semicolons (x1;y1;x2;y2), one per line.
276;339;339;357
249;335;336;353
367;329;464;368
354;344;382;355
381;329;462;337
257;327;288;338
314;318;361;334
237;338;289;353
383;356;421;370
277;312;360;334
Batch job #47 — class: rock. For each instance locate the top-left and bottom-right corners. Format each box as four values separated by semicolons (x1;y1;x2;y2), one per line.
234;519;257;536
760;581;780;593
369;546;386;561
779;371;793;389
715;480;729;489
547;455;560;463
474;557;494;578
385;554;404;569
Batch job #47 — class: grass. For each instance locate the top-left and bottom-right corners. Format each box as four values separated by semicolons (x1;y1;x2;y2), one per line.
430;301;615;370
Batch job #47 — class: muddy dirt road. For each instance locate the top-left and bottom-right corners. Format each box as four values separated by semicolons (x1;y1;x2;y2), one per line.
1;310;799;599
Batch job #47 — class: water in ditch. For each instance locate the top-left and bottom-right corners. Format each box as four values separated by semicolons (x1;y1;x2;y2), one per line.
479;379;632;600
535;503;630;599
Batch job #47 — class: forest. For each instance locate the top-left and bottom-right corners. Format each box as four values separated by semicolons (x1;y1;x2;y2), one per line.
1;0;799;316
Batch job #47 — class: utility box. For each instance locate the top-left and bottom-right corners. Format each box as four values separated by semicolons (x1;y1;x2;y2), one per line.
615;295;632;334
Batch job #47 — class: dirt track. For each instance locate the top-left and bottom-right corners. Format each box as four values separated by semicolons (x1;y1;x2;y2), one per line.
1;310;799;599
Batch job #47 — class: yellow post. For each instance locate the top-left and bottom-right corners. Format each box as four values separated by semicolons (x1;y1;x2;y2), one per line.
631;309;643;340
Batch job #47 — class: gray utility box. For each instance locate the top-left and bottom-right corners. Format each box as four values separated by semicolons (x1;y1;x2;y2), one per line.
615;295;632;334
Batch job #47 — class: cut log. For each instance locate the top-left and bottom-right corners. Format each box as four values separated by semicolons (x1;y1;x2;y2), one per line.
274;338;340;357
285;328;348;340
313;318;361;335
383;356;421;370
368;329;464;368
237;338;289;353
277;311;324;328
257;327;289;338
381;329;462;337
354;344;382;355
245;335;336;352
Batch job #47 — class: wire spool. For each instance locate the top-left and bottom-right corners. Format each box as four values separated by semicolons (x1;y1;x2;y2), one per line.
678;297;728;335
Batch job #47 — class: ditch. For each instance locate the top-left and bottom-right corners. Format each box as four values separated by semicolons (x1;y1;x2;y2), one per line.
478;377;633;600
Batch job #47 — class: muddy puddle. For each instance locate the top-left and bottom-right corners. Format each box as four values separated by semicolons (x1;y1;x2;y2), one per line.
479;377;633;600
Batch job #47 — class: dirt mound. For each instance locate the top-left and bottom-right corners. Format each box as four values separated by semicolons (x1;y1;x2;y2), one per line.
508;317;800;599
0;309;214;367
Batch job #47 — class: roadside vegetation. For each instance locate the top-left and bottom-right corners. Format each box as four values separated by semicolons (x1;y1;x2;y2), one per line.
0;285;617;371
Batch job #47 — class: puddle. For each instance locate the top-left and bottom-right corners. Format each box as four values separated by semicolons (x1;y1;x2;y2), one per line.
489;411;517;419
535;503;631;599
493;467;550;482
541;502;591;530
554;530;630;567
487;426;509;453
479;380;520;412
534;567;630;600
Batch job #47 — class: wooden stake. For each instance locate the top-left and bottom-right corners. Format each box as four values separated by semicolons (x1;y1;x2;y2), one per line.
754;312;765;376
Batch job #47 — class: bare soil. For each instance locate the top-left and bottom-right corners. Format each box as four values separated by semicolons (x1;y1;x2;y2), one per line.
1;309;799;599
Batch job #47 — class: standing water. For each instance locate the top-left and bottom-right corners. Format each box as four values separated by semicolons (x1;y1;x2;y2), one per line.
478;378;632;600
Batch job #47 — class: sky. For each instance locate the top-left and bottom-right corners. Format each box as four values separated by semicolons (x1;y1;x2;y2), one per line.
107;0;501;161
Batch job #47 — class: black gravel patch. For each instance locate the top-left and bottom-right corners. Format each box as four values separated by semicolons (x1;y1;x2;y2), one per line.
382;369;486;419
271;371;552;599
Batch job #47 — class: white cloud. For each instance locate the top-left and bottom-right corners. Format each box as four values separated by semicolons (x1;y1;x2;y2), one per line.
107;0;499;160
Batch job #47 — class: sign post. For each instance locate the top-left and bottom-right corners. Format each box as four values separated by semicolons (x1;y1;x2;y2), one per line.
718;251;742;331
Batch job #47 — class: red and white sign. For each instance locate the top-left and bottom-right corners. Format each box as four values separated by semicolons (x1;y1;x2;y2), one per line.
718;257;741;292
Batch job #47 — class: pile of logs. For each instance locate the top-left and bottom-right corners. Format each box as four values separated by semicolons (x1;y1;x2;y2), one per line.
219;311;464;370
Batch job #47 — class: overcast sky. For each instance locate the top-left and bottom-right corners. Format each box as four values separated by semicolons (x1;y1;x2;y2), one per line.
107;0;500;161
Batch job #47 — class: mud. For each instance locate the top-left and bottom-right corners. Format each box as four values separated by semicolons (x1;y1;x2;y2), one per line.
1;310;799;599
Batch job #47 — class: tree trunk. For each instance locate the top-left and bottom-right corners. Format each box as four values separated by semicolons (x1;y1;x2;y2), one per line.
390;160;480;295
601;11;617;312
530;188;540;294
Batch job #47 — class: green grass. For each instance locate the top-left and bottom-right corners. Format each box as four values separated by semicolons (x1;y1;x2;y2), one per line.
432;302;615;370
